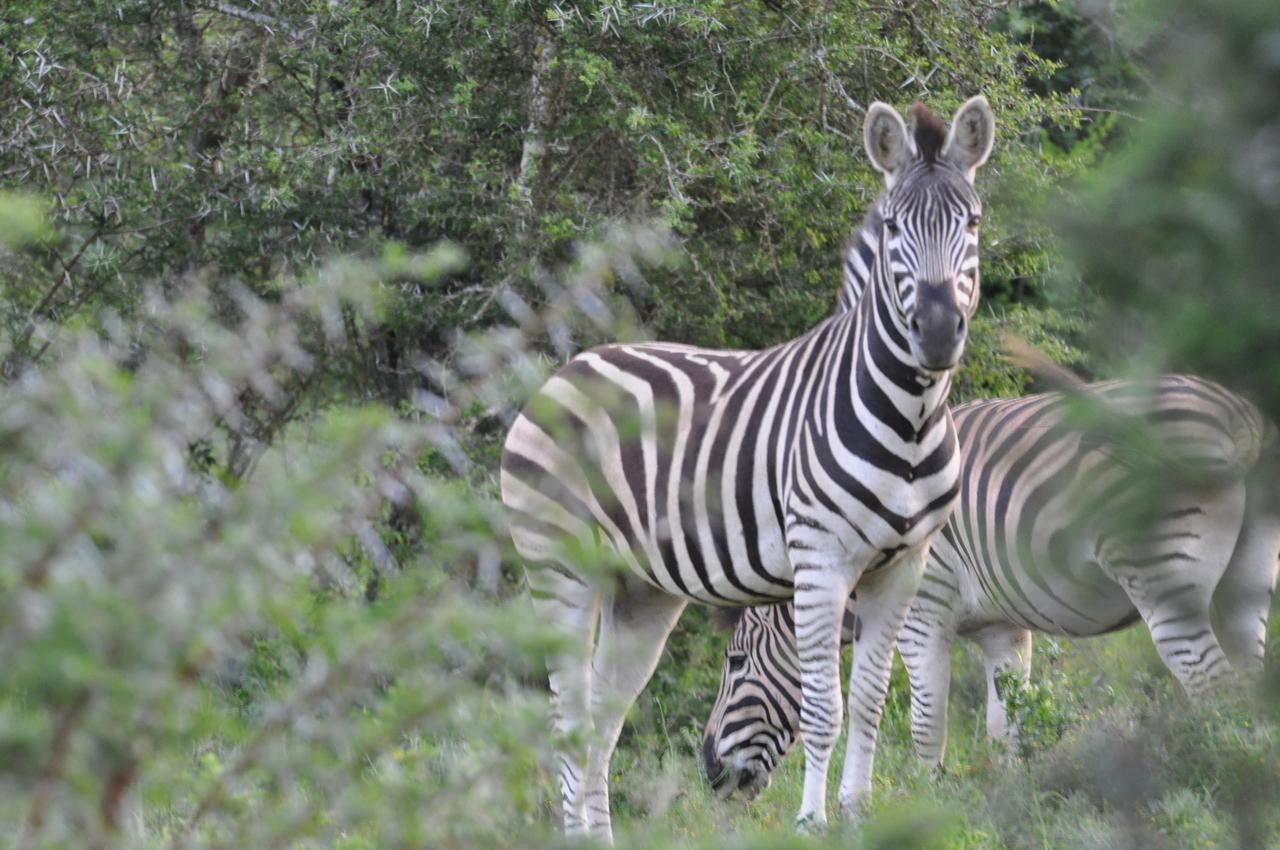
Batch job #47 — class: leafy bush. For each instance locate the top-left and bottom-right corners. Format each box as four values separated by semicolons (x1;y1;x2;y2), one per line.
0;196;571;848
995;640;1079;761
0;0;1089;395
1060;0;1280;425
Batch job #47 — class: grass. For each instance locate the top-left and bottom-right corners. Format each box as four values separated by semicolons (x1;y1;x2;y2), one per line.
43;583;1270;850
607;614;1280;850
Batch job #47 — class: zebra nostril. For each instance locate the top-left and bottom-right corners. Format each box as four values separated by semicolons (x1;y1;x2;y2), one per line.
910;317;922;337
956;314;966;335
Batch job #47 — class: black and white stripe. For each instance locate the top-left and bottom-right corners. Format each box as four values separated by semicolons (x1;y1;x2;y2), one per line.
700;376;1279;790
501;96;996;838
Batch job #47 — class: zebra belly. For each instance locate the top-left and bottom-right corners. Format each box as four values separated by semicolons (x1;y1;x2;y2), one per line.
953;530;1138;637
501;407;798;605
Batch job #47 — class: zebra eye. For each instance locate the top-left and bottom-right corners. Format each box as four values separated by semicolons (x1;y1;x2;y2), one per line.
884;218;900;236
727;654;748;673
967;214;982;230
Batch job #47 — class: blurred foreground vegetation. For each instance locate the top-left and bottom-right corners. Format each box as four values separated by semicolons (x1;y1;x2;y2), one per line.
1;0;1279;848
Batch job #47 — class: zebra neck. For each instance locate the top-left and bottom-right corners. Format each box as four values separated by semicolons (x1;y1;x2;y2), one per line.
837;203;883;314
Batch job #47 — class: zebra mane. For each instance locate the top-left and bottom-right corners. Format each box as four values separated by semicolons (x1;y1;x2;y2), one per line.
712;607;746;631
836;201;882;314
845;202;882;256
911;102;948;163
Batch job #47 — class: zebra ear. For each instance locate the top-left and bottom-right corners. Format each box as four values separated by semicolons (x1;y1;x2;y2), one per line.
943;95;996;182
864;101;914;183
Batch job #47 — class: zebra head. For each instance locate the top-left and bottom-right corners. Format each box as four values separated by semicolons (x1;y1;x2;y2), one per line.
702;599;857;799
862;96;995;371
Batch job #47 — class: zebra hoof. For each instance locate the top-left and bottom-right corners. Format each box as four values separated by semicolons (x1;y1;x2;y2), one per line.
837;792;869;823
795;812;828;835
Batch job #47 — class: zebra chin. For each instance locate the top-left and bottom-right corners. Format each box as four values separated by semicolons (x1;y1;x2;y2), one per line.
703;736;773;801
909;338;966;373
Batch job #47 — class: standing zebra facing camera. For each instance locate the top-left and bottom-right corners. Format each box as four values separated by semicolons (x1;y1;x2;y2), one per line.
701;376;1280;797
501;96;996;838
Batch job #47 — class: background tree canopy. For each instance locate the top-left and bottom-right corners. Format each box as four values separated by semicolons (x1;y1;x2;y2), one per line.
3;1;1278;848
1;2;1100;378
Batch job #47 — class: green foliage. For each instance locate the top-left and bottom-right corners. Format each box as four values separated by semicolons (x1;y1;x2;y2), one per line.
952;304;1090;402
0;0;1086;390
1059;0;1280;424
0;192;51;250
996;1;1143;147
0;211;569;847
995;643;1078;760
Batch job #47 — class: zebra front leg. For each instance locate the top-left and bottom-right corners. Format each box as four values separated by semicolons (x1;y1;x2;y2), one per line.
897;600;956;771
837;546;929;819
584;583;687;843
792;563;859;830
972;624;1032;756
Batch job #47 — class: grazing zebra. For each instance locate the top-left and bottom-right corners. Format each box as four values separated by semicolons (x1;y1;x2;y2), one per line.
501;96;996;837
701;376;1280;796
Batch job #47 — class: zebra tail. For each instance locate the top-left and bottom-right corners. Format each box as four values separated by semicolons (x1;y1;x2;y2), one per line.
999;332;1088;394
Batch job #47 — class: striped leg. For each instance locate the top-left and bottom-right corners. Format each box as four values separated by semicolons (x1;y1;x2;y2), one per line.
973;624;1032;752
837;545;929;818
1101;489;1245;697
584;583;687;842
530;572;602;836
793;558;859;829
897;550;963;771
898;609;956;771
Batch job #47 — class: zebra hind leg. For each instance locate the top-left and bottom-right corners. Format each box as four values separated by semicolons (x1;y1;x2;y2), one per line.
972;624;1032;759
529;568;602;836
897;598;957;771
1214;481;1280;676
583;582;686;843
1102;488;1245;698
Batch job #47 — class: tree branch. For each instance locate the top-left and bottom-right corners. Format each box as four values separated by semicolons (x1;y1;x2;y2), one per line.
513;26;558;242
197;1;310;41
16;691;92;850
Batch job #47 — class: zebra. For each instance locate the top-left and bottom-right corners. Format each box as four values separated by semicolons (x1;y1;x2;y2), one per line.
500;96;996;837
700;375;1280;796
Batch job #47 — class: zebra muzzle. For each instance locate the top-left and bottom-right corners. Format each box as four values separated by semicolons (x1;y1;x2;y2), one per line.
736;764;771;801
909;286;967;370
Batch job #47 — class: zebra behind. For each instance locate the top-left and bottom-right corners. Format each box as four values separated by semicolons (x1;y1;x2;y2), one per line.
700;376;1279;797
500;97;996;837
